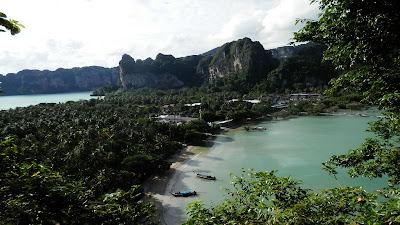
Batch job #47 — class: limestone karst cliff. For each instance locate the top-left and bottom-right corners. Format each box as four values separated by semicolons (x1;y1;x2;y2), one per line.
0;66;119;95
118;54;184;90
118;38;285;92
269;42;318;60
206;37;279;83
270;46;297;60
265;44;337;91
0;38;337;95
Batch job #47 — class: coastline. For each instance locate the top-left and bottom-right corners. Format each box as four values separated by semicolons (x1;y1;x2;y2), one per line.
141;122;259;224
142;145;199;224
141;127;236;224
140;109;377;224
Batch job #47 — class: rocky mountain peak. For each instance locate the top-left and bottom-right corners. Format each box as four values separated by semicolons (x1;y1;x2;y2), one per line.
207;37;279;82
118;54;184;90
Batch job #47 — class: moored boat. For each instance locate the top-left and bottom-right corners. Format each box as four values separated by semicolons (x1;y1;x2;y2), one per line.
171;190;197;197
244;126;267;131
195;172;216;180
251;126;266;130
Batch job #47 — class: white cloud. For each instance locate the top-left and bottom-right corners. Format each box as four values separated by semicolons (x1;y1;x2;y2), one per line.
211;11;265;41
260;0;319;49
0;0;319;75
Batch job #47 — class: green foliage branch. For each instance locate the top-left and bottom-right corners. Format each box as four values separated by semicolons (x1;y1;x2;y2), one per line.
293;0;400;184
0;12;24;35
185;169;400;225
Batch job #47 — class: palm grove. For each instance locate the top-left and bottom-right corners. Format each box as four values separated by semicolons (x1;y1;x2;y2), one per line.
1;0;400;224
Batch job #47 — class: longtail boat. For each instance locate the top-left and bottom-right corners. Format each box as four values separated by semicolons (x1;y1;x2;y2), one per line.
171;190;197;197
194;172;216;180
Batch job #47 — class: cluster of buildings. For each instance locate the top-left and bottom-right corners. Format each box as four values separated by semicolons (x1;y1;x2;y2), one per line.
269;93;324;108
154;93;324;124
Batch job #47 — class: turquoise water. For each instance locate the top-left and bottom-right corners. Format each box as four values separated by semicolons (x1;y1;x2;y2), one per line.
163;111;385;224
0;92;95;110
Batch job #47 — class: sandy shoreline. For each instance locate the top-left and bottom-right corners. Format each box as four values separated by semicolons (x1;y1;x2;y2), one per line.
141;128;236;224
141;145;198;224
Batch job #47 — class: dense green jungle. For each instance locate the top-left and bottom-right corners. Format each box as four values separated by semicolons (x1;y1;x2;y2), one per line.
0;85;364;224
0;40;364;224
0;56;367;225
1;0;400;223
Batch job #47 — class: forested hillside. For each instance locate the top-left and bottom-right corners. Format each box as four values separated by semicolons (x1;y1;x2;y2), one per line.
0;92;220;223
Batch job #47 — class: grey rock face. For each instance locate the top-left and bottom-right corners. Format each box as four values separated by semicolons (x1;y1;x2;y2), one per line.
207;37;278;82
270;46;297;60
118;54;184;90
0;67;119;95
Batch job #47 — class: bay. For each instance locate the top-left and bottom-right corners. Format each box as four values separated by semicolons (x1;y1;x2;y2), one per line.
0;92;96;110
161;110;386;224
0;92;385;224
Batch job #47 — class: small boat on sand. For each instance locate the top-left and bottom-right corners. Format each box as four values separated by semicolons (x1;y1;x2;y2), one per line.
244;126;266;131
251;126;266;131
194;172;216;180
171;190;197;197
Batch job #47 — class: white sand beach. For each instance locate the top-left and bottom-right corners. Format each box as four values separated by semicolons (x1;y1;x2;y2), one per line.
142;145;199;225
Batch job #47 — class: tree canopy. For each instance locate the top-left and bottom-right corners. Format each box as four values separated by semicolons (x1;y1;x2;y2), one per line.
185;170;399;225
293;0;400;185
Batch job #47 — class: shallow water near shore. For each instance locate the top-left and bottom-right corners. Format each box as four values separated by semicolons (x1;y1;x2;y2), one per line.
162;109;386;224
0;91;95;110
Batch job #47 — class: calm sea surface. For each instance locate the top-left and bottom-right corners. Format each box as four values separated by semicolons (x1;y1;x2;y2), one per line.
0;92;95;110
163;109;385;224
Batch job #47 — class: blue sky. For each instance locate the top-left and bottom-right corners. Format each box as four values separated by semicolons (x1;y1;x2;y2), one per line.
1;0;319;75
